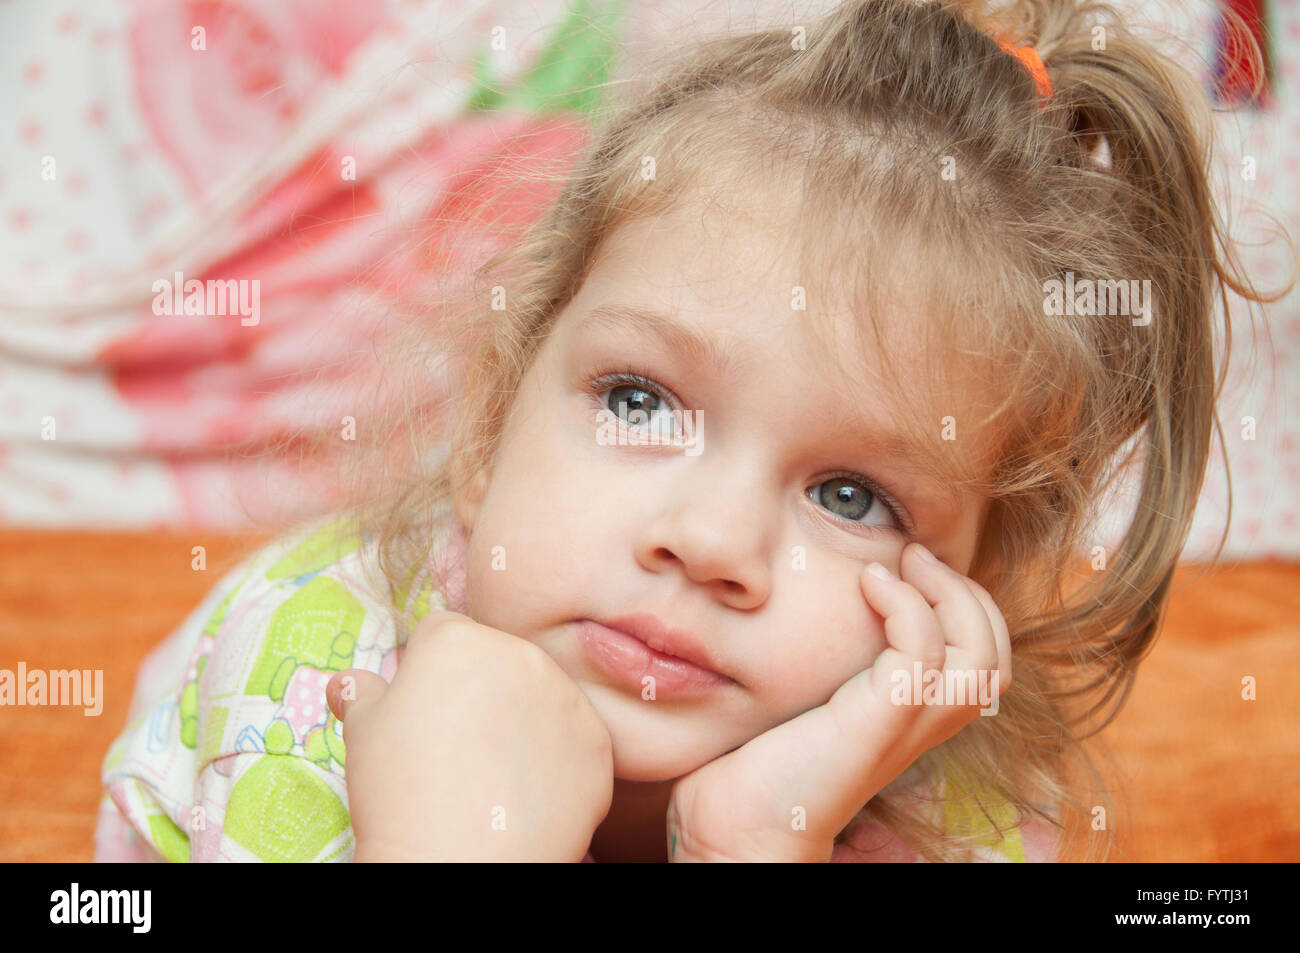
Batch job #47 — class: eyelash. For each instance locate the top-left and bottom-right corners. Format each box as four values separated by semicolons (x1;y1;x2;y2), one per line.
583;366;917;538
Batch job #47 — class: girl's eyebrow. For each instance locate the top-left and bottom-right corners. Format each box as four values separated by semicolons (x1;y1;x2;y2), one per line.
579;304;749;380
580;302;967;514
823;406;966;515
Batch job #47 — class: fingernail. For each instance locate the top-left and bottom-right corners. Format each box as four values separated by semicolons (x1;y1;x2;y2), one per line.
867;562;894;581
913;543;939;565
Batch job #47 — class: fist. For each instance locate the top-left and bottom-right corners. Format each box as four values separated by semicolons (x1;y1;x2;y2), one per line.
328;611;614;861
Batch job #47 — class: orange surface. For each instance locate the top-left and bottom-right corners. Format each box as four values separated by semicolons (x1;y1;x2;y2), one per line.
0;529;1297;862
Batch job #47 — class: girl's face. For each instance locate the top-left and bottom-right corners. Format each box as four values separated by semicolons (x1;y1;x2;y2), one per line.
452;197;993;781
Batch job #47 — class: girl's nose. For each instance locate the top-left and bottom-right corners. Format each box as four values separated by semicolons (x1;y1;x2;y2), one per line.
633;466;774;610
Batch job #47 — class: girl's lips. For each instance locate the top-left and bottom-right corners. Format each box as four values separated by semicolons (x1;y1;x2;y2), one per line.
576;619;734;697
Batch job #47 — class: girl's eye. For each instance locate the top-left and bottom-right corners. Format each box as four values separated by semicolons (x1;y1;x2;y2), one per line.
587;369;913;536
593;373;683;439
808;474;910;535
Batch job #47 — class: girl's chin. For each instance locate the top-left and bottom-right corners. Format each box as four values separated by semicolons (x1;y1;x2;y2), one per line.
607;727;736;782
573;680;750;779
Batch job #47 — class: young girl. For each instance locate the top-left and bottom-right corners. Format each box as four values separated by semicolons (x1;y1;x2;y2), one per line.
96;0;1281;862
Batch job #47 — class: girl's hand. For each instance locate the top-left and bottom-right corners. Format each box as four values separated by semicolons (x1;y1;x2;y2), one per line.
665;541;1012;862
326;610;614;862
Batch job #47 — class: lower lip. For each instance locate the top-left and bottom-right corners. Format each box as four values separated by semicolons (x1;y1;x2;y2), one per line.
577;620;733;697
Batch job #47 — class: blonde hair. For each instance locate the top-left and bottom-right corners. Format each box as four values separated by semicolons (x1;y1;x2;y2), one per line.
253;0;1293;861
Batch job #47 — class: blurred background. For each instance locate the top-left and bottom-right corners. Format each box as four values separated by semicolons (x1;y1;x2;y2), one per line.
0;0;1295;861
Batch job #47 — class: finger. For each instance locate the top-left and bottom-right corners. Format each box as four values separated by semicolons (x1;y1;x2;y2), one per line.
959;575;1013;693
857;563;945;744
326;669;388;723
898;543;998;674
860;561;947;677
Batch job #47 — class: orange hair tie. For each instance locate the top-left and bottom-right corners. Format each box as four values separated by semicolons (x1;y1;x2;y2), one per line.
999;40;1053;102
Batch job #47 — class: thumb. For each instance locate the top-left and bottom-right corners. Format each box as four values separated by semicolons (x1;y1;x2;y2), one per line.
326;669;388;723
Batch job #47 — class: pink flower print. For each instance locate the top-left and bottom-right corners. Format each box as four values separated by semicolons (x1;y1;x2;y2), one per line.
126;0;388;197
278;665;334;745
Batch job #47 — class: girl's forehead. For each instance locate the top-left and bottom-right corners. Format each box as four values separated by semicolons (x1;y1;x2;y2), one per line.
582;196;983;386
581;171;1009;415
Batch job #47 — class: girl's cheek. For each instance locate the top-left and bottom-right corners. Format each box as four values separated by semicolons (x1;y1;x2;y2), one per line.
811;619;889;696
748;638;841;705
